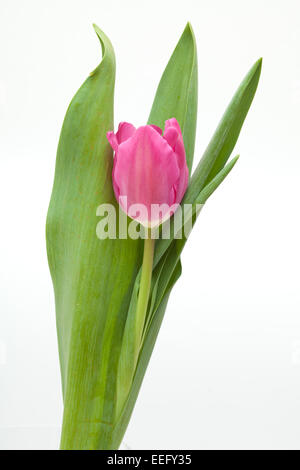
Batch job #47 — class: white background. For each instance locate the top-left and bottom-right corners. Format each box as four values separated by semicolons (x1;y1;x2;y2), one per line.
0;0;300;450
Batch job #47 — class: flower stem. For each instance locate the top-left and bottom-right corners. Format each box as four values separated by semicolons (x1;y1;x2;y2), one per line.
136;230;155;348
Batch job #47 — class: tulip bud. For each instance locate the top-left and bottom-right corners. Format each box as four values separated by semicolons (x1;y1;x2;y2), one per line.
107;118;189;227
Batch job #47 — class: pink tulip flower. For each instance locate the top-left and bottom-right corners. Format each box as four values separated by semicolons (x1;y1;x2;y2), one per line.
107;118;189;227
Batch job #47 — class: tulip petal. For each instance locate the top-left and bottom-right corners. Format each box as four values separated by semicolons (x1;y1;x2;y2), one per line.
164;118;186;170
163;127;178;150
163;118;188;202
107;122;136;152
150;124;162;135
116;122;136;144
175;164;188;203
113;126;180;224
164;117;182;135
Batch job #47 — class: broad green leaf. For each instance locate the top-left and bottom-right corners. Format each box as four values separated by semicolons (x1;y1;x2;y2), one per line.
46;25;143;450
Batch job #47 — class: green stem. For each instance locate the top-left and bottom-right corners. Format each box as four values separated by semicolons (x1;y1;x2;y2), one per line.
135;230;155;348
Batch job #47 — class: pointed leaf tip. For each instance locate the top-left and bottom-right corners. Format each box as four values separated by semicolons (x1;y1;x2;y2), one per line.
248;57;262;81
91;23;115;66
181;21;196;48
185;21;195;35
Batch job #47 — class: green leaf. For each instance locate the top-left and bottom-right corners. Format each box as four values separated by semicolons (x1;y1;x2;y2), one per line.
46;25;143;450
186;58;262;202
148;22;198;173
154;58;262;267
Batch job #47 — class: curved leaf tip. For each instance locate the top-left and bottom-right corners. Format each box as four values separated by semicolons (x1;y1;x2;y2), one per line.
90;23;115;75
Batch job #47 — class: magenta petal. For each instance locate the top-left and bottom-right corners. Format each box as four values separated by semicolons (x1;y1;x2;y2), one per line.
163;127;178;150
164;119;186;170
164;118;188;202
110;119;188;226
107;122;136;152
175;165;189;204
164;118;182;136
116;122;136;144
173;135;188;203
150;124;162;135
113;126;180;224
